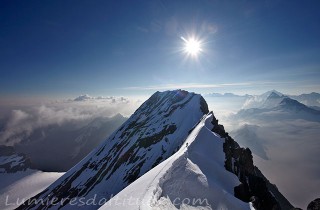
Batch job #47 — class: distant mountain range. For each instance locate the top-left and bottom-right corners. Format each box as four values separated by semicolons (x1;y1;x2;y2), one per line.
205;90;320;110
234;92;320;123
216;90;320;208
290;92;320;107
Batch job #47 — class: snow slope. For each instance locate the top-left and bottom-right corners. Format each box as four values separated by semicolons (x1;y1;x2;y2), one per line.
0;170;63;210
99;113;252;210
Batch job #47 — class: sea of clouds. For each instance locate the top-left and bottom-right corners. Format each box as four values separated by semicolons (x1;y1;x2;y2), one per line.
0;95;143;146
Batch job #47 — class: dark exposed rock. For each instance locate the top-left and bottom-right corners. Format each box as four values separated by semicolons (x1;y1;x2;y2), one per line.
137;124;177;148
251;196;262;210
0;145;34;173
307;198;320;210
210;113;293;210
200;95;209;114
234;183;250;201
254;167;294;210
0;145;15;156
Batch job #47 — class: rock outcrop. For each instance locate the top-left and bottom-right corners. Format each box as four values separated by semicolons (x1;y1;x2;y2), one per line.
307;198;320;210
210;112;293;210
0;145;33;173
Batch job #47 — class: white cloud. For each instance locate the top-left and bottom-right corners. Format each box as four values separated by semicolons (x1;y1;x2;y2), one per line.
73;94;130;104
241;95;264;109
221;109;320;208
0;95;142;146
0;106;93;146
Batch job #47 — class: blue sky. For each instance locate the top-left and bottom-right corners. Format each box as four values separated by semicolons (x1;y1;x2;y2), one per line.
1;0;320;98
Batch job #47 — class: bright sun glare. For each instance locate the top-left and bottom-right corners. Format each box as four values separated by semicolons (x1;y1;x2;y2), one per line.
181;36;202;57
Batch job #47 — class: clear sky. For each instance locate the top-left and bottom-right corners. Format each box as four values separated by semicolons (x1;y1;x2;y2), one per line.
1;0;320;98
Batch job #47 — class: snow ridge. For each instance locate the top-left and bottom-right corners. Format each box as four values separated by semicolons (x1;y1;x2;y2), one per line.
100;114;252;210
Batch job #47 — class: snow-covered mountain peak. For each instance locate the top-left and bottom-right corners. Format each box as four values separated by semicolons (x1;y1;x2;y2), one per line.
258;90;284;101
277;97;320;115
267;91;282;99
242;90;284;109
279;97;306;108
17;90;208;210
261;92;287;109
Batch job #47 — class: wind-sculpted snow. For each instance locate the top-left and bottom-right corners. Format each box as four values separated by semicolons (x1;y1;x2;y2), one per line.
17;90;208;210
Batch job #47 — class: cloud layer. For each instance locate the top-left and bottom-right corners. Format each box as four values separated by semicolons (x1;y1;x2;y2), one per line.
221;110;320;208
0;95;142;146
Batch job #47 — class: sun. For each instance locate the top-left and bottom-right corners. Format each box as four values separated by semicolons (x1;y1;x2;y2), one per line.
181;36;202;57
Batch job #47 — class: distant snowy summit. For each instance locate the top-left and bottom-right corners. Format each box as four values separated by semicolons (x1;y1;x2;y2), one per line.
234;91;320;122
205;90;320;110
17;90;294;210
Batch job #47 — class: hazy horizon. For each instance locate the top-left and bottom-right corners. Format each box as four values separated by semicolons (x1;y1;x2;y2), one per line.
1;1;320;99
